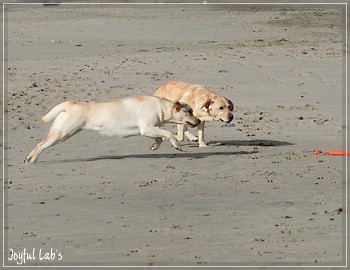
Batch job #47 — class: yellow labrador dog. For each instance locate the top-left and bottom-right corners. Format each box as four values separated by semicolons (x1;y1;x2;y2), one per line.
25;96;200;163
154;81;234;147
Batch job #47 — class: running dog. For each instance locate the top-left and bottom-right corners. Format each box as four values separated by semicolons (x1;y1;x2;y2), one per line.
25;96;200;163
154;81;234;147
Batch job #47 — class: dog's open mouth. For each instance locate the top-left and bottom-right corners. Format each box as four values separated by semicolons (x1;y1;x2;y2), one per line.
220;119;232;123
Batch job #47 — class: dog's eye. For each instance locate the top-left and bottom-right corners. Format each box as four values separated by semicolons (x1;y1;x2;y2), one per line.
219;106;224;110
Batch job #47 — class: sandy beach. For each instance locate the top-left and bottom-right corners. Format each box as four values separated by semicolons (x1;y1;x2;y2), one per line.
4;3;347;267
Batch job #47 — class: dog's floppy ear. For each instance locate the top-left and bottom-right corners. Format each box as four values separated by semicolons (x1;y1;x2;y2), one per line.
199;94;214;112
226;98;234;111
201;98;213;112
173;101;183;112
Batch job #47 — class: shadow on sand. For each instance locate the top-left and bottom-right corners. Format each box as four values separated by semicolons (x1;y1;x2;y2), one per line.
210;139;294;147
41;139;292;164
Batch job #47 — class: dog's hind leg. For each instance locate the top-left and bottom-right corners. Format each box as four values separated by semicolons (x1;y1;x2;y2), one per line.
25;128;82;163
150;137;163;151
25;115;83;163
25;129;63;163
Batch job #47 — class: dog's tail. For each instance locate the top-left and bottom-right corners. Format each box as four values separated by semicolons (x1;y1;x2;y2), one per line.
42;101;72;123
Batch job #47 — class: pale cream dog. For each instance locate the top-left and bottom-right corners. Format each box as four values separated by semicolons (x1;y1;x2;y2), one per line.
25;96;200;163
154;81;234;147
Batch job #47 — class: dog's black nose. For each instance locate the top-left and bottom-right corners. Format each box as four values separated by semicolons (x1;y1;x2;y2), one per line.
228;114;234;122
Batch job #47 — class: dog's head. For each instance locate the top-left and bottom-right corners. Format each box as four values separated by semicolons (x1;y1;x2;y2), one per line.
172;101;201;127
199;94;234;123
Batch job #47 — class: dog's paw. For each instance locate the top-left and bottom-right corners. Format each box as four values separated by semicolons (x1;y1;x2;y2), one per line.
185;133;198;142
24;156;37;163
175;146;185;152
150;143;160;151
174;142;187;152
171;142;181;151
199;142;210;148
150;138;163;151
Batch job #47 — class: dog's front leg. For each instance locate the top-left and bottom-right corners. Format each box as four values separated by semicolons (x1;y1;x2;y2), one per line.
175;124;185;141
197;121;209;147
178;124;199;142
184;129;199;142
142;126;181;151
